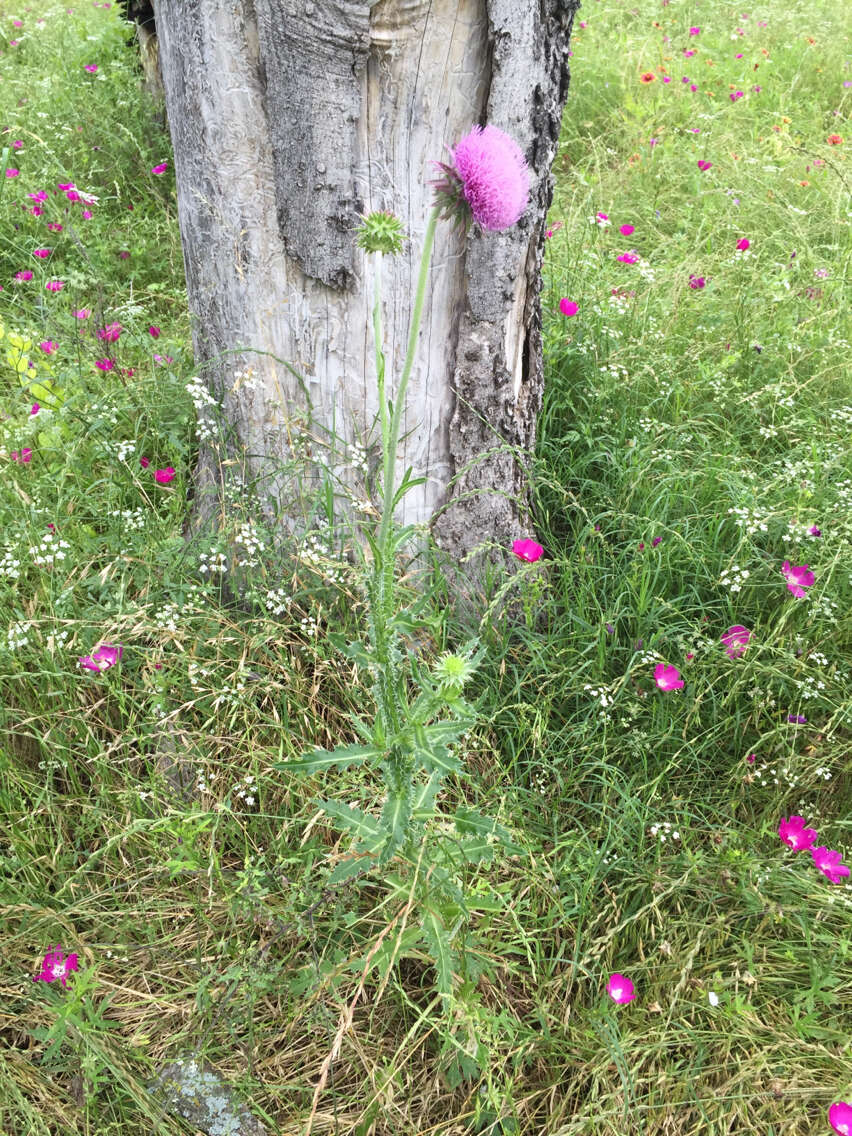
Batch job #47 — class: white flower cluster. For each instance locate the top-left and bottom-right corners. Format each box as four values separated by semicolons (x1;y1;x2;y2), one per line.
300;520;346;586
752;763;800;789
115;439;136;462
108;507;146;533
727;505;769;535
154;588;207;631
212;670;249;709
757;423;779;439
195;769;218;795
90;401;120;427
235;520;266;568
231;367;262;393
198;549;228;575
6;622;30;650
264;588;292;616
188;662;212;690
185;376;218;442
29;532;71;567
348;441;369;476
583;682;613;716
649;822;680;844
813;766;833;782
235;773;257;808
0;546;22;579
298;612;320;637
719;564;750;593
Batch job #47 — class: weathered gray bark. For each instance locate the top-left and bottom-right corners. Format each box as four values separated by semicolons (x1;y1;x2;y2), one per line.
154;0;577;588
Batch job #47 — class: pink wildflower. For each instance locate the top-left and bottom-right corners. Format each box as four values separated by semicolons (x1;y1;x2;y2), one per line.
697;160;713;171
94;358;115;371
38;340;58;355
596;211;610;224
79;643;123;673
781;560;815;597
736;238;750;250
154;467;176;484
778;815;817;852
151;161;168;175
617;251;639;264
140;456;150;469
721;625;751;659
689;26;701;34
84;63;98;73
31;404;40;415
829;1101;852;1135
730;91;744;102
34;945;79;989
808;525;821;537
620;223;635;235
432;125;529;232
45;281;64;292
512;538;543;562
5;168;19;178
688;275;706;289
606;974;635;1004
97;322;122;342
559;298;579;317
14;270;33;282
654;663;684;691
32;248;52;259
11;448;33;463
74;308;91;319
811;847;850;885
148;325;161;338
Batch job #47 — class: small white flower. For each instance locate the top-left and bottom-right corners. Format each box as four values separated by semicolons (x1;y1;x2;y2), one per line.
708;991;720;1007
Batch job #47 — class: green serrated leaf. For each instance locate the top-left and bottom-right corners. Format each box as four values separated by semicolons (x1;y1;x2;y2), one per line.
326;854;373;887
380;790;411;854
319;799;387;851
420;907;457;1004
411;771;443;821
272;742;381;776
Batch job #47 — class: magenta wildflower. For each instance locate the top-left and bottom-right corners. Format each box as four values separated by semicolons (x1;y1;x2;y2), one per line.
154;467;176;484
688;275;706;289
79;643;123;673
11;448;33;463
82;209;93;219
14;270;33;282
689;26;701;34
45;281;64;292
617;251;639;264
31;404;39;415
808;525;821;537
5;168;19;178
652;536;662;547
778;815;817;852
148;325;161;338
730;91;744;102
787;713;807;724
697;160;713;171
97;322;122;342
94;358;115;371
559;298;579;317
606;973;635;1004
620;223;635;235
140;456;150;469
431;125;529;232
596;211;610;224
38;340;58;355
811;846;850;885
151;161;168;175
736;237;750;250
721;625;751;659
74;308;91;319
32;248;52;259
829;1101;852;1135
654;663;684;691
84;63;98;73
545;222;564;239
34;945;79;989
512;538;543;563
781;560;815;597
153;354;173;365
746;753;756;764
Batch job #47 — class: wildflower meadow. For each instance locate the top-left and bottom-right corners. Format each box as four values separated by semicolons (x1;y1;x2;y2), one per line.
1;1;850;1134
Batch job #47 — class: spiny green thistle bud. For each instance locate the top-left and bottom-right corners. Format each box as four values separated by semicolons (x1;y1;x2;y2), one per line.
356;211;406;256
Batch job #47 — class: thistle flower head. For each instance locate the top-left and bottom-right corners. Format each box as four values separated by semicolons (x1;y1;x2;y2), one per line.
356;211;406;256
431;125;529;233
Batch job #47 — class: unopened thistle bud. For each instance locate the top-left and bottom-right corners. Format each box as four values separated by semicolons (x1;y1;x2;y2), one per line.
356;211;406;256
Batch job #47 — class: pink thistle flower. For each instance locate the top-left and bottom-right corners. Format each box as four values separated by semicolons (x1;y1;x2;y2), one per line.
148;325;161;338
811;846;850;885
14;270;33;282
654;663;684;691
721;625;751;659
617;251;639;264
559;298;579;317
45;281;64;292
38;340;58;355
781;560;815;597
620;223;635;235
736;238;750;250
606;973;635;1004
34;945;79;989
79;643;123;673
512;538;543;562
151;161;168;175
829;1101;852;1135
154;467;176;484
697;159;713;171
431;124;529;232
97;322;122;342
94;358;115;371
778;815;817;852
84;63;98;73
32;248;52;259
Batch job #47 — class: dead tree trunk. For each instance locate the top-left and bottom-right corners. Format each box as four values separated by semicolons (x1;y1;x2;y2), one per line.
154;0;578;596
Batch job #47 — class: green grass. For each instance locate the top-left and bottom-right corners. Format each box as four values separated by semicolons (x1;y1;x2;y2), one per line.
1;1;850;1134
